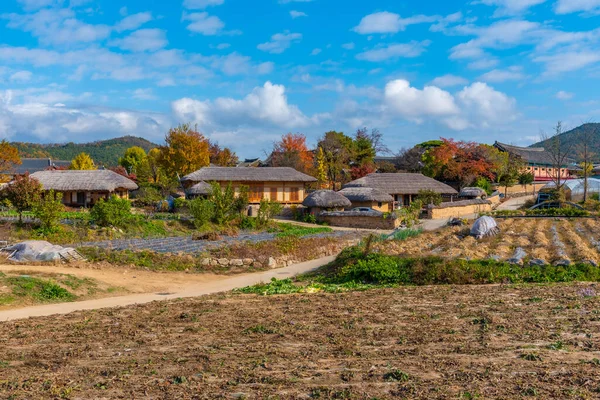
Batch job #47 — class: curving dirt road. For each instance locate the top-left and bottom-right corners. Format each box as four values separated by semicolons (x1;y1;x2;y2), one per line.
0;255;336;322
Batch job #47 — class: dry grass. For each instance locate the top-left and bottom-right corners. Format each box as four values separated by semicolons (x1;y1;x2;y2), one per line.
0;284;599;398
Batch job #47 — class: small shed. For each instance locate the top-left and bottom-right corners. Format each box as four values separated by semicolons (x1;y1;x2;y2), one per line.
337;187;394;212
186;181;213;199
302;190;351;214
458;187;487;199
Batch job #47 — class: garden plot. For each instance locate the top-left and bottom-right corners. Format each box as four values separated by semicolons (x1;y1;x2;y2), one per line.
378;218;600;265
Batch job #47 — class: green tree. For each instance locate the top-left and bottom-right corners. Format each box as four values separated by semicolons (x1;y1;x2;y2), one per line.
69;152;96;170
257;198;283;227
119;146;148;174
32;190;64;231
318;131;354;190
90;196;132;227
417;189;442;206
4;173;42;223
209;182;237;225
188;198;215;229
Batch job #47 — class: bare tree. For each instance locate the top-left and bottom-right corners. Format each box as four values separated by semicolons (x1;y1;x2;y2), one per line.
577;123;597;202
394;146;425;172
540;121;575;193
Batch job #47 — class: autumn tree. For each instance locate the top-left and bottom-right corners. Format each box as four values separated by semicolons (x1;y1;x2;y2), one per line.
158;124;210;179
315;147;328;187
271;133;314;174
119;146;148;174
0;141;21;182
209;143;239;167
317;131;354;190
4;173;42;223
146;148;164;184
69;152;96;170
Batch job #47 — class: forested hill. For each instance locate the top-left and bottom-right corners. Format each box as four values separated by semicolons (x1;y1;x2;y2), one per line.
530;123;600;157
12;136;158;167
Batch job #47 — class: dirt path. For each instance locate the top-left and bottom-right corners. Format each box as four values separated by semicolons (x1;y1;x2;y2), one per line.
496;195;535;210
0;255;336;322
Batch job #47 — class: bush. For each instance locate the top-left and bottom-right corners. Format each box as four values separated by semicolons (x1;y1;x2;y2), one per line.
417;189;442;206
239;216;257;230
188;198;215;229
173;197;187;212
32;190;64;231
257;198;283;227
303;213;317;224
90;196;132;227
474;177;493;195
4;173;42;223
133;186;163;206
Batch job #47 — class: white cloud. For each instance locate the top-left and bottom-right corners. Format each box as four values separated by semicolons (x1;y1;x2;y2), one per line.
456;82;517;127
114;12;153;32
172;81;309;130
353;11;438;34
3;8;112;46
555;90;574;100
478;66;525;82
210;52;274;75
311;48;321;55
257;32;302;54
430;74;469;87
554;0;600;14
534;51;600;76
10;70;33;83
356;41;430;62
132;88;157;100
384;80;459;121
290;10;307;18
477;0;547;15
183;12;232;35
467;58;499;70
215;43;230;49
342;42;355;50
110;29;168;52
17;0;61;11
183;0;225;9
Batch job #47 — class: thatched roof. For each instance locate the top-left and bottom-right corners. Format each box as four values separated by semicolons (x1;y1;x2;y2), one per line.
303;190;351;208
187;181;213;196
338;187;394;202
30;170;138;192
343;173;457;195
182;167;317;183
459;187;487;198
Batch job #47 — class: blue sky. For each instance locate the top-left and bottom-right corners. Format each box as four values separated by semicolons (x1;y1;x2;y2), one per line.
1;0;600;157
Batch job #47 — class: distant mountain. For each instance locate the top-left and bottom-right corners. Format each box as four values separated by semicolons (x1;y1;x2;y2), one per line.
530;123;600;160
12;136;158;167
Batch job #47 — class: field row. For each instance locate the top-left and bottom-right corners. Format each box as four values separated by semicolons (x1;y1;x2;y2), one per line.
379;218;600;265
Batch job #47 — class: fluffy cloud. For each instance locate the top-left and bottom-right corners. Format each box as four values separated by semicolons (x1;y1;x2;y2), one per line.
383;79;516;130
353;11;437;34
342;42;355;50
257;32;302;54
183;12;226;35
478;66;525;82
290;10;307;18
430;74;469;87
110;29;168;52
17;0;63;11
183;0;225;9
114;12;153;32
356;41;430;62
478;0;547;15
555;90;574;100
534;51;600;76
172;81;309;130
554;0;600;14
10;70;33;83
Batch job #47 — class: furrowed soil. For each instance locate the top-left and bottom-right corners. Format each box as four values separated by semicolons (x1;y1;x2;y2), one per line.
1;283;599;399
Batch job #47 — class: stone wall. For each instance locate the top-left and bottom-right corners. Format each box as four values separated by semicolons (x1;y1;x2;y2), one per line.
318;211;399;230
500;183;546;196
427;199;492;219
198;239;360;270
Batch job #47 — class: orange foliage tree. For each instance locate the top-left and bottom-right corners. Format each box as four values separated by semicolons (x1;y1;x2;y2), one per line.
271;133;314;174
423;138;503;187
158;124;210;178
209;143;239;167
0;140;21;181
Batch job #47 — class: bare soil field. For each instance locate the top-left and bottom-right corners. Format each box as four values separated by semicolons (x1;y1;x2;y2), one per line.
378;218;600;265
0;283;599;399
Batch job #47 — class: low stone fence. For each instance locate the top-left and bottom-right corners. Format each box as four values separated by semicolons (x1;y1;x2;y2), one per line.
317;211;399;230
198;238;361;269
500;183;545;196
427;199;492;219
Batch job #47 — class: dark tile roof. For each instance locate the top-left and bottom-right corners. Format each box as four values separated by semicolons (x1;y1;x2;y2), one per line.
1;158;71;175
182;167;317;183
494;142;554;165
343;173;457;196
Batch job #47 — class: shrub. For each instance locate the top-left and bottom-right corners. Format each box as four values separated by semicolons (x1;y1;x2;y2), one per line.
239;216;257;230
395;200;422;228
132;185;163;206
591;193;600;201
173;197;187;211
32;190;64;231
474;177;493;195
188;198;215;229
90;196;132;227
257;198;283;227
417;189;442;206
303;213;317;224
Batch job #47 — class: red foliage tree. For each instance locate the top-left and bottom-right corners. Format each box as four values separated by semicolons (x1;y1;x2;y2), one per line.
350;163;376;180
271;133;314;174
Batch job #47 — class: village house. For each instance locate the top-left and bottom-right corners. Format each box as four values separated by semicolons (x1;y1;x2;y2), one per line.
29;170;138;207
181;167;317;204
302;190;352;215
493;142;575;182
337;186;395;212
343;173;457;209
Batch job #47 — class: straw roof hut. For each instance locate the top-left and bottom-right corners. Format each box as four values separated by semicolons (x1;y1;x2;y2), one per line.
29;170;138;207
303;190;351;213
186;181;213;198
458;187;487;199
338;186;394;212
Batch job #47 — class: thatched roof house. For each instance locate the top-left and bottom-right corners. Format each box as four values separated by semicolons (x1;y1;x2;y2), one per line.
187;181;213;198
343;173;457;208
303;190;351;213
30;170;138;207
181;167;317;204
338;186;394;212
458;187;487;199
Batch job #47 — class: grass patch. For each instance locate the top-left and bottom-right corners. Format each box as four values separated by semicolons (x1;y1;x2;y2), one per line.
6;276;75;302
235;277;377;296
269;223;332;238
